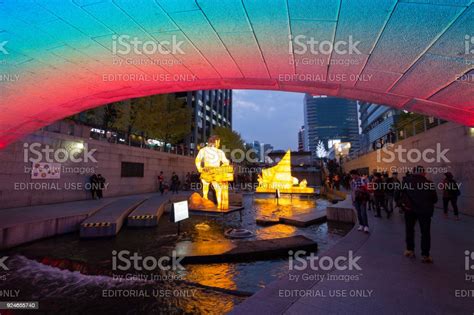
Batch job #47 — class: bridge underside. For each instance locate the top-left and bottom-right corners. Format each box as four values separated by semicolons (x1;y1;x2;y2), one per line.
0;0;473;148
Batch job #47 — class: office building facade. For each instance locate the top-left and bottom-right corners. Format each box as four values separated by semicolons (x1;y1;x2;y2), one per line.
176;90;233;155
304;95;360;158
298;125;305;152
359;102;400;153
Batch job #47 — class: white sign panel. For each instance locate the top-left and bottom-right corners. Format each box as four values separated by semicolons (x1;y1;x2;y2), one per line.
31;162;61;179
172;201;189;223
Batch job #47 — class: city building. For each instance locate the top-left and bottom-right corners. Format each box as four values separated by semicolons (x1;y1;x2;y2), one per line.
175;90;233;155
246;141;274;163
359;102;401;153
298;126;305;152
303;95;360;158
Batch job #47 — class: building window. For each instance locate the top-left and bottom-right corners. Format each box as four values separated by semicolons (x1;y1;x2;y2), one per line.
121;162;144;178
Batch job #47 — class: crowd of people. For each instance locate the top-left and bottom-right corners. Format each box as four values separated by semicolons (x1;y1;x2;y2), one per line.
89;173;106;199
349;167;461;264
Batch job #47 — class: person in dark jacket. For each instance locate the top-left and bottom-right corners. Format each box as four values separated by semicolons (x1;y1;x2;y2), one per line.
373;173;386;218
90;174;98;200
96;174;106;199
385;172;400;216
158;171;165;195
171;172;180;194
400;166;438;263
442;172;460;220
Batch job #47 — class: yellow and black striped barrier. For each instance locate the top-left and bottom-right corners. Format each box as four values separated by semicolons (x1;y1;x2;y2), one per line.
130;215;155;220
82;222;111;228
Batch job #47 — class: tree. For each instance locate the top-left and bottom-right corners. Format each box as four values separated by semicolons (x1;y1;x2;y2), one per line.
316;140;328;158
114;99;143;145
212;126;245;159
78;103;122;138
393;111;425;138
135;94;192;150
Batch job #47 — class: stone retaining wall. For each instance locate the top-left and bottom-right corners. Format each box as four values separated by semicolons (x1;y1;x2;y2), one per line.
0;130;195;209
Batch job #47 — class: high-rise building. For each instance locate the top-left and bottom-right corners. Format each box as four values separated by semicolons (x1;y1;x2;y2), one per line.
298;126;305;152
359;102;400;153
303;95;359;158
175;90;233;155
262;143;274;163
246;141;274;163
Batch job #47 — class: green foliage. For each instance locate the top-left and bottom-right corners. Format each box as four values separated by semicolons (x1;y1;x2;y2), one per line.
212;126;245;156
77;94;192;146
393;111;424;130
133;94;192;146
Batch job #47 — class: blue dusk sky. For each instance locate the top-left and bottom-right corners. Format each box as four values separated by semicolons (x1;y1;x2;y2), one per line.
232;90;305;151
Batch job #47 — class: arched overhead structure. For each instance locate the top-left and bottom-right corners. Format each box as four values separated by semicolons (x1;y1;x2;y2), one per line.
0;0;473;148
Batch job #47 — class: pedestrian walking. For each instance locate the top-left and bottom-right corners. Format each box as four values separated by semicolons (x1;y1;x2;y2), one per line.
400;166;438;263
385;171;400;216
90;173;98;200
171;172;180;194
185;172;191;190
96;174;106;199
442;172;460;220
350;170;370;233
158;171;165;195
373;173;385;218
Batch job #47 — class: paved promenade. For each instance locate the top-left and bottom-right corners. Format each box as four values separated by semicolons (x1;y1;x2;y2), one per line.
232;209;474;314
0;192;159;249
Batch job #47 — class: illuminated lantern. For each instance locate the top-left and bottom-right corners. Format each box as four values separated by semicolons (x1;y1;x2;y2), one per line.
195;136;234;210
257;150;314;194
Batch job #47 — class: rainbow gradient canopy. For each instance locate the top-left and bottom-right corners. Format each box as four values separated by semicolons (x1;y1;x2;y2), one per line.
0;0;473;148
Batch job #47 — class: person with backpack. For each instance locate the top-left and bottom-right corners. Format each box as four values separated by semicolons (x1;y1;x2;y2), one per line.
350;170;370;233
399;166;438;263
442;172;460;220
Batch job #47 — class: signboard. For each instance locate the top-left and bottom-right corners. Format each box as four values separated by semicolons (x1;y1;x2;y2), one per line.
334;142;351;157
31;162;61;179
171;201;189;223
